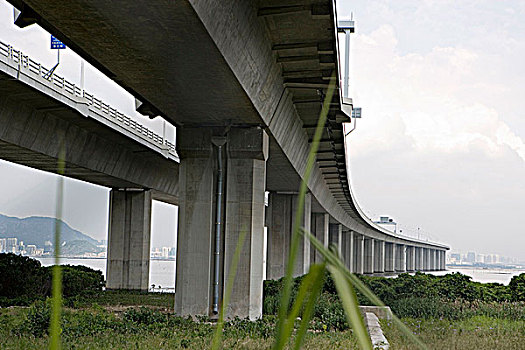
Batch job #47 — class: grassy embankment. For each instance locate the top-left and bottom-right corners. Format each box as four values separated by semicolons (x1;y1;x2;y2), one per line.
0;293;359;350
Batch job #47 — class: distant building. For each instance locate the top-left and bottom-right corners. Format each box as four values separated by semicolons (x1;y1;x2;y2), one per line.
44;241;53;254
6;238;18;253
466;251;476;263
26;245;37;255
374;216;397;233
0;238;6;253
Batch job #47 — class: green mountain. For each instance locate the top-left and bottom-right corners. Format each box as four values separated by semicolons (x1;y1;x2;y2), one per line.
0;214;98;248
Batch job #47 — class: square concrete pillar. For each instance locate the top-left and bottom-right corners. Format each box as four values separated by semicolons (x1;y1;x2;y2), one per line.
291;193;312;277
348;231;354;272
175;128;220;317
395;244;406;272
415;247;423;271
266;194;292;280
175;127;268;320
406;246;415;272
223;128;268;320
312;213;329;264
423;248;430;271
374;240;385;273
328;223;343;258
385;242;395;272
364;238;374;274
353;234;364;274
107;189;152;291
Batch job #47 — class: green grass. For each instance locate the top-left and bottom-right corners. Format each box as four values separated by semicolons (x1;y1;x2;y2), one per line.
0;303;359;350
383;316;525;350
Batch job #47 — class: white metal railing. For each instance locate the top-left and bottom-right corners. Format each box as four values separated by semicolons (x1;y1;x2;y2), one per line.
0;40;176;158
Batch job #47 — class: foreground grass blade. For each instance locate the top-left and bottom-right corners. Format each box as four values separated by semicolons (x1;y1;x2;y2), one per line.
50;136;65;350
292;263;326;350
329;265;372;350
211;228;247;350
303;228;428;350
274;75;336;350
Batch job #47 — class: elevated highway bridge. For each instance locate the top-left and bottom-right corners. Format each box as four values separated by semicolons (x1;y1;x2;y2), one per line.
4;0;448;320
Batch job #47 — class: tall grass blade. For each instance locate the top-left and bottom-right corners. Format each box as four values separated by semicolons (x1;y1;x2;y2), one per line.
274;75;336;349
292;263;326;350
328;265;372;350
49;136;65;350
211;228;248;350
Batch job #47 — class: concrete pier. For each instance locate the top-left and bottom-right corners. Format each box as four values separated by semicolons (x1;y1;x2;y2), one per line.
266;194;292;280
364;238;374;274
175;127;268;320
395;244;406;272
385;242;395;273
347;231;355;272
223;128;268;319
292;193;312;277
374;240;385;273
354;234;364;274
106;189;152;291
406;246;415;272
312;213;329;264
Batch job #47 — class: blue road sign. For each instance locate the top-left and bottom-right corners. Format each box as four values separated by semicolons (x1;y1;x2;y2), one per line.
51;35;66;49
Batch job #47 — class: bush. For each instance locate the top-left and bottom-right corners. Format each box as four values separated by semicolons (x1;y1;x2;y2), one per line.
509;273;525;302
0;253;105;306
25;300;51;337
0;253;49;303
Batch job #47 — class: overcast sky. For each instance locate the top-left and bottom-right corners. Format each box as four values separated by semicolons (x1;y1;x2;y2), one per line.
339;0;525;259
0;1;524;258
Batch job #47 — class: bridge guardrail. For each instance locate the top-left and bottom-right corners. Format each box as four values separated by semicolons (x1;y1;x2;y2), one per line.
0;40;177;159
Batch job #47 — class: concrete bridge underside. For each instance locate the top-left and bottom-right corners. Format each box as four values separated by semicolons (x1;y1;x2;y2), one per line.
6;0;449;320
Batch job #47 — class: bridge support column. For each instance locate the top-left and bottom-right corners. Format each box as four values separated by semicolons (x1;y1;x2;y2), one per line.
364;238;374;274
292;193;312;277
441;251;446;270
374;240;385;273
415;247;423;271
266;194;292;280
106;189;152;291
423;248;430;271
348;231;354;272
395;244;406;272
175;127;268;320
223;128;268;319
406;246;415;272
329;223;343;257
385;242;395;273
353;234;364;274
312;213;329;264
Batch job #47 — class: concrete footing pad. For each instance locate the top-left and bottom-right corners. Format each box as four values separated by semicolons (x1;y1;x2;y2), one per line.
363;310;390;350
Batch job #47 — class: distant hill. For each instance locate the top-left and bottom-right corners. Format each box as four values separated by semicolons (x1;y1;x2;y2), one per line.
0;214;98;248
61;240;103;256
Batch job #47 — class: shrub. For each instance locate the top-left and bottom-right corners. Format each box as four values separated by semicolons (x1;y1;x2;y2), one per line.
0;253;49;302
25;300;51;337
509;273;525;302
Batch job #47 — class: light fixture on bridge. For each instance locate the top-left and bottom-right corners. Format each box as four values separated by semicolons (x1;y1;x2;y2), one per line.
337;17;355;106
